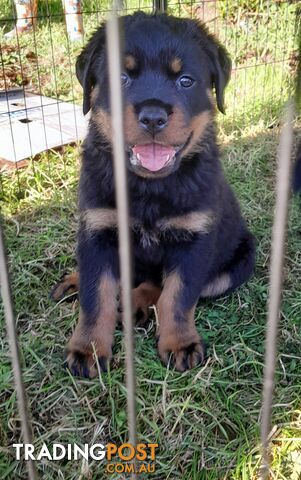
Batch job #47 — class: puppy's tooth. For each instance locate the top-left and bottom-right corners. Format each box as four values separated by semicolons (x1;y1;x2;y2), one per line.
137;153;141;161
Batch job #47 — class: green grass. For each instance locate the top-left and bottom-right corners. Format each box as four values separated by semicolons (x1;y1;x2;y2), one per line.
1;1;301;479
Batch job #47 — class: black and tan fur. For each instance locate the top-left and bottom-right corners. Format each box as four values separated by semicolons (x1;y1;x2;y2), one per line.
51;13;256;377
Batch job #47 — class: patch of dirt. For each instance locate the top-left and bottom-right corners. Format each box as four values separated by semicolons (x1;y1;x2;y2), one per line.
0;43;50;93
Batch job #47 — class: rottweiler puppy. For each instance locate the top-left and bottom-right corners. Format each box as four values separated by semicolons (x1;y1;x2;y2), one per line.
53;12;256;377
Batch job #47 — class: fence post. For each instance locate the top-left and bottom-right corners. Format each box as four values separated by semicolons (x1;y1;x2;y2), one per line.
260;100;294;479
106;3;137;478
153;0;168;14
0;222;38;479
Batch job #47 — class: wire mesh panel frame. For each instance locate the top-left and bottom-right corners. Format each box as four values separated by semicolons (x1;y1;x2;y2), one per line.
0;1;298;176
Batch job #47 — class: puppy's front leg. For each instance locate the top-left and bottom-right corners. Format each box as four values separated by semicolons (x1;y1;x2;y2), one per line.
157;243;211;372
66;229;119;378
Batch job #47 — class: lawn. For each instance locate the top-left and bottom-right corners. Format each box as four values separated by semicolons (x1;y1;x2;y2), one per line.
0;1;301;479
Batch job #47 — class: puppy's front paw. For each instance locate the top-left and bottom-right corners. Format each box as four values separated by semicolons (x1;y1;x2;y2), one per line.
66;349;110;378
158;331;206;372
66;328;112;378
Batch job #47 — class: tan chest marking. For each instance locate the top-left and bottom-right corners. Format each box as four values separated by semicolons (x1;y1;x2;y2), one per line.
83;208;215;246
83;208;118;231
159;211;214;234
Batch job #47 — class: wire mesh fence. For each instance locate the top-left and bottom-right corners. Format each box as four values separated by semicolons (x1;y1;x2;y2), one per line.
0;1;301;479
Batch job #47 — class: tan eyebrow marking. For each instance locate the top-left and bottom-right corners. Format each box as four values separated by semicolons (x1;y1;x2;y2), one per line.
170;57;182;74
125;54;137;71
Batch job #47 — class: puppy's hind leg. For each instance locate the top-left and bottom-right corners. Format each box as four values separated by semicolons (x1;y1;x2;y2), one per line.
132;282;162;325
200;231;256;298
50;272;79;302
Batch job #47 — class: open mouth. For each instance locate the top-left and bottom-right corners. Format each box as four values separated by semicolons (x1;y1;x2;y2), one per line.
129;143;182;172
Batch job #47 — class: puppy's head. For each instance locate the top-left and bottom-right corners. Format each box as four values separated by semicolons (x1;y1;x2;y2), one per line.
76;13;231;178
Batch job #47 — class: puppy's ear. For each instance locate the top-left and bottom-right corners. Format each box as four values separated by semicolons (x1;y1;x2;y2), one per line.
208;41;232;114
194;21;231;114
76;26;106;115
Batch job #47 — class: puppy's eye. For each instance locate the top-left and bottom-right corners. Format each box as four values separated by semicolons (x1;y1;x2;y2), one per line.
121;73;130;86
178;76;195;88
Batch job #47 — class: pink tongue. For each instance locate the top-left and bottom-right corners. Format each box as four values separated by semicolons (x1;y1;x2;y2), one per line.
133;144;175;172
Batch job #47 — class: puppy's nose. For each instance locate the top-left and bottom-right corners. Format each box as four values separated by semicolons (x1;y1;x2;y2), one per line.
138;106;168;134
